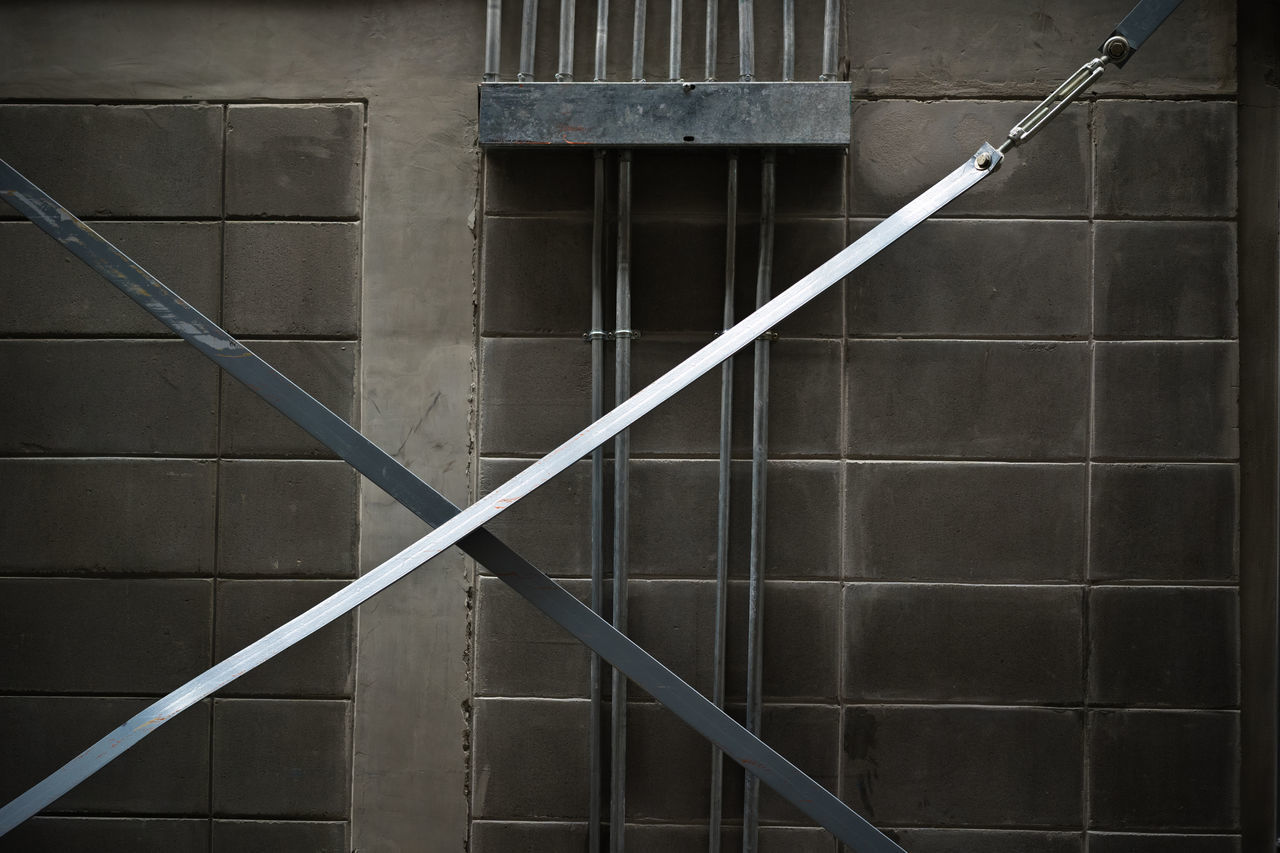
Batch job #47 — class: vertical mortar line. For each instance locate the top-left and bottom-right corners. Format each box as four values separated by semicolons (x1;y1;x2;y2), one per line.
632;0;648;81
736;0;754;81
466;117;486;853
703;0;717;81
742;149;775;853
610;150;634;853
557;0;576;81
590;148;607;853
836;143;850;822
708;150;739;853
209;101;229;844
518;0;538;82
1082;96;1099;852
595;0;610;81
483;0;502;81
669;0;683;80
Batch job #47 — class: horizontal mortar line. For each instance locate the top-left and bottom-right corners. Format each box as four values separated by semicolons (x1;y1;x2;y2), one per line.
844;334;1092;342
479;452;1090;462
0;690;354;700
223;216;362;223
0;97;369;106
1088;213;1238;223
1084;579;1240;588
1089;456;1240;464
852;93;1240;104
0;214;224;223
1093;337;1239;343
0;452;362;462
0;334;359;343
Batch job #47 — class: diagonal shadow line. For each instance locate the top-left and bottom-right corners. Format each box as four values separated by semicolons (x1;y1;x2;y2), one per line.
0;155;922;852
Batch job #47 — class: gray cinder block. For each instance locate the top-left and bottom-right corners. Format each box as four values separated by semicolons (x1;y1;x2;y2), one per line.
724;581;842;702
889;828;1082;853
484;149;595;215
212;820;348;853
1088;710;1240;830
222;222;361;337
1089;832;1242;853
0;458;216;574
1093;342;1238;460
480;217;594;336
0;339;219;455
225;104;363;219
211;699;352;818
479;338;592;456
844;583;1083;704
0;104;223;218
473;575;591;699
478;457;595;577
470;698;590;819
0;817;210;853
0;578;212;693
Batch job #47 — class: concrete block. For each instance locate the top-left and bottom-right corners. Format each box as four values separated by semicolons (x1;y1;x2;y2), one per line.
626;579;718;700
1091;463;1238;582
0;104;223;217
725;581;841;702
627;459;721;577
628;824;832;853
471;698;590;819
0;578;211;693
220;341;357;458
848;461;1087;582
621;702;716;821
478;458;594;577
212;820;348;853
0;817;209;853
0;697;209;814
889;828;1082;853
1095;222;1238;339
1095;101;1237;218
632;149;746;217
225;104;363;218
0;221;222;336
471;821;587;853
849;219;1090;338
731;339;843;457
717;704;841;823
484;149;594;214
1089;586;1239;708
759;218;846;338
211;699;352;818
1089;710;1239;830
847;341;1090;459
478;338;591;456
849;101;1089;217
222;222;361;337
215;580;354;698
631;218;737;335
843;705;1083;826
0;458;216;574
480;217;594;336
0;340;219;455
473;575;591;698
846;0;1235;98
1089;833;1241;853
774;149;847;218
845;583;1083;704
217;460;358;578
1093;343;1238;460
627;339;723;457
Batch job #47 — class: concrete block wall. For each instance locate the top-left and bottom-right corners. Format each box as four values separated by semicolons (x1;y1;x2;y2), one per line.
0;102;363;852
472;1;1240;849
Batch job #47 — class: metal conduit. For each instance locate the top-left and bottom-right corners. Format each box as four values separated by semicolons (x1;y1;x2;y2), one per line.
518;0;538;82
670;0;684;81
704;0;717;80
611;150;635;853
589;149;608;853
558;0;576;81
483;0;501;81
708;151;738;853
782;0;796;83
742;150;776;853
737;0;754;81
595;0;610;80
821;0;839;81
632;0;648;81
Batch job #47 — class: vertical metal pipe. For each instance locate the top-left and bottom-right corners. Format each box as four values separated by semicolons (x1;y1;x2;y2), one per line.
704;0;718;80
781;0;795;82
589;149;608;853
669;0;684;80
707;152;738;853
518;0;538;81
483;0;502;82
595;0;610;80
558;0;577;81
632;0;648;80
741;151;775;853
820;0;839;81
737;0;754;80
611;150;634;853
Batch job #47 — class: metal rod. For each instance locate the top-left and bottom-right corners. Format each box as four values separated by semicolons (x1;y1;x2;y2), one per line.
670;0;684;80
708;151;738;853
611;150;634;853
820;0;838;81
704;0;718;80
0;146;998;850
742;150;775;853
558;0;577;81
595;0;610;80
483;0;502;81
781;0;795;82
632;0;648;80
518;0;538;82
589;149;608;853
737;0;753;80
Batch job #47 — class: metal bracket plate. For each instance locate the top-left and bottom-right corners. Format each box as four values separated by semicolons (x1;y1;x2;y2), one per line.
478;81;852;147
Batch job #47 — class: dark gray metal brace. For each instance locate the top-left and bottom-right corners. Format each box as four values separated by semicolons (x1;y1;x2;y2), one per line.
0;157;905;853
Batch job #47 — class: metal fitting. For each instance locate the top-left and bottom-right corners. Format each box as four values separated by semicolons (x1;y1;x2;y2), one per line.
974;151;993;170
1102;35;1131;61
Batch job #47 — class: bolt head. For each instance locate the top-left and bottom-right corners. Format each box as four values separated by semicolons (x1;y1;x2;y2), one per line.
1104;36;1130;60
975;152;992;170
